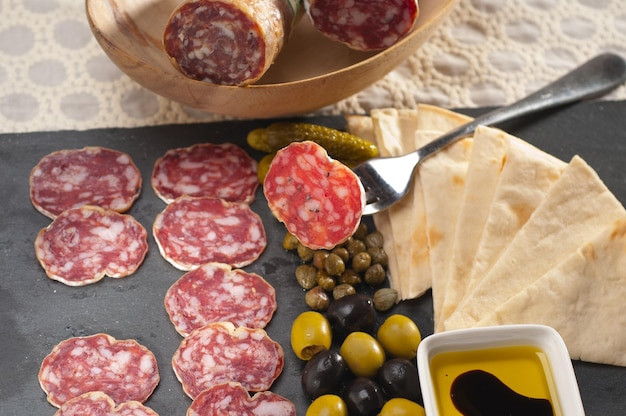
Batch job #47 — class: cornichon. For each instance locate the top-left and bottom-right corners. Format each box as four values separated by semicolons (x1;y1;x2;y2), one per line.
247;122;379;161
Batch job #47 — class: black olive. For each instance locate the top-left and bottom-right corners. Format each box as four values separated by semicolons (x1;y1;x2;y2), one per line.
325;293;375;340
301;349;348;399
343;377;385;416
377;358;422;404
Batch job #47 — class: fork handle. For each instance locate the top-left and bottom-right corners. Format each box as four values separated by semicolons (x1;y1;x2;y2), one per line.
415;53;626;161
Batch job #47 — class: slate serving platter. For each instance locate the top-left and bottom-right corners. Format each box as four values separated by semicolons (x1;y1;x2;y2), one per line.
1;101;625;415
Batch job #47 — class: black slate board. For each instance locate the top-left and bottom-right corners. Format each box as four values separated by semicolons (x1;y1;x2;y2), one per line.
1;101;625;415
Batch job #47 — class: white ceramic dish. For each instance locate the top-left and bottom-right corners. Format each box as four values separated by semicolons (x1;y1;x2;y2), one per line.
417;324;585;416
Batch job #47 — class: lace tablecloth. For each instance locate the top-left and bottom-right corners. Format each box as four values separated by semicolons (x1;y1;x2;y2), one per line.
1;0;625;133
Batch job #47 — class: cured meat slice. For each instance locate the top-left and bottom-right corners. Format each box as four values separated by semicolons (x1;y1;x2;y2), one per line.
30;146;142;219
39;333;160;408
151;142;258;204
54;391;159;416
264;140;365;249
35;205;149;286
153;196;266;270
172;322;284;398
305;0;419;51
187;382;296;416
165;263;277;336
163;0;303;86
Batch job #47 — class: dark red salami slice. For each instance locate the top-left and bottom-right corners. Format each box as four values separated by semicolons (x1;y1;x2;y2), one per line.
263;141;365;249
34;205;149;286
39;334;160;408
54;391;159;416
163;0;303;86
153;196;267;270
165;263;277;336
30;146;142;219
151;143;258;204
172;322;284;398
305;0;419;51
187;382;296;416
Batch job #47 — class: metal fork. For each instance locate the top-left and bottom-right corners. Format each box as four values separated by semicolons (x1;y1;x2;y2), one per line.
355;53;626;216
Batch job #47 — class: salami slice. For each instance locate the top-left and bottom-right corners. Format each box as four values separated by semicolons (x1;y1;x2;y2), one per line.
264;141;365;249
172;322;284;397
34;205;149;286
151;143;258;204
165;263;277;336
54;391;159;416
30;146;142;219
163;0;303;86
39;334;160;408
153;196;267;270
305;0;419;51
187;382;296;416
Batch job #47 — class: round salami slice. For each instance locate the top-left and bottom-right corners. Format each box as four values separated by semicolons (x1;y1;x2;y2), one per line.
305;0;419;51
263;140;365;250
172;322;284;398
153;196;267;270
30;146;142;219
34;205;149;286
39;334;160;408
187;382;296;416
54;391;159;416
151;143;258;204
165;263;277;336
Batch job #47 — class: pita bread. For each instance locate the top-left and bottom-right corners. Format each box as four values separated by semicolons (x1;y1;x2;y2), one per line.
444;155;626;330
477;217;626;367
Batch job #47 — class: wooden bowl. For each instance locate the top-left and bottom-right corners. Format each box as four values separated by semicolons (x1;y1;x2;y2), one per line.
86;0;458;118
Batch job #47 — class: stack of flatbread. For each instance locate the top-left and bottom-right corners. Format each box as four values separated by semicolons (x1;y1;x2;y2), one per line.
346;104;626;367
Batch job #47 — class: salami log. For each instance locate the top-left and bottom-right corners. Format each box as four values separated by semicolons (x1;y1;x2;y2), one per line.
153;196;267;270
151;143;258;204
163;0;303;86
39;334;160;408
54;391;159;416
172;322;284;398
305;0;420;51
30;146;142;219
263;141;365;249
34;205;149;286
165;263;277;336
187;382;296;416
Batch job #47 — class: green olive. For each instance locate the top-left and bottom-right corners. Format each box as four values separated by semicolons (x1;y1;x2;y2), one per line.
339;331;386;378
364;263;386;286
305;286;331;311
379;398;425;416
376;314;421;360
296;264;318;290
305;394;348;416
351;251;372;273
291;311;332;360
324;253;346;276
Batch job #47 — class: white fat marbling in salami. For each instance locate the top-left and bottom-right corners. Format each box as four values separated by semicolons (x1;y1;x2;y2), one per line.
172;322;284;398
305;0;419;51
30;146;142;219
153;196;266;270
264;141;365;249
165;263;277;336
187;382;296;416
39;334;160;408
34;205;149;286
54;391;159;416
151;143;258;204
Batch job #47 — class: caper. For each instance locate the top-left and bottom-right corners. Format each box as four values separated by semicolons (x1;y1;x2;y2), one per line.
344;238;367;257
317;270;336;291
333;283;356;300
353;222;368;241
367;247;389;267
364;230;384;248
313;250;330;270
296;264;319;290
373;288;398;312
364;263;386;286
331;246;350;263
338;269;362;286
306;286;331;311
351;251;372;273
297;244;315;262
324;253;346;276
283;232;300;250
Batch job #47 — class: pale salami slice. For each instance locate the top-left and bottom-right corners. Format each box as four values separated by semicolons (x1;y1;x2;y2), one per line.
305;0;419;51
187;382;296;416
34;205;149;286
30;146;142;219
263;141;365;249
163;0;303;86
39;334;160;408
54;391;159;416
165;263;277;336
172;322;284;398
151;143;258;204
153;196;267;270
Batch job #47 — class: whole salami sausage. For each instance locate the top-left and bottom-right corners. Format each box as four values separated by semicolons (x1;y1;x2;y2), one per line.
54;391;159;416
305;0;420;51
163;0;303;86
187;382;296;416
